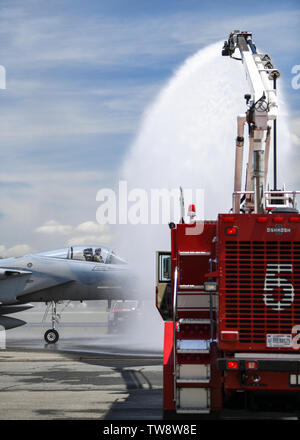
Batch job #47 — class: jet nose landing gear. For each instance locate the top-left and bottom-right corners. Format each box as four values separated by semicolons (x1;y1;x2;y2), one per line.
43;300;62;344
44;328;59;344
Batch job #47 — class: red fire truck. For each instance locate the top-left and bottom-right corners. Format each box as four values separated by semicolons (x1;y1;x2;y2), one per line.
156;31;300;418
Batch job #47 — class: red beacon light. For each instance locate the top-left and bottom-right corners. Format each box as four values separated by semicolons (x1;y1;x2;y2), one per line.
187;204;196;223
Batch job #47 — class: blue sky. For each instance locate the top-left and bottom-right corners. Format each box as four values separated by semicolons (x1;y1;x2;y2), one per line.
0;0;299;255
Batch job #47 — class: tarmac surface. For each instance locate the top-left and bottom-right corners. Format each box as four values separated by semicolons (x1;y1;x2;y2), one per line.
0;304;164;420
1;304;299;422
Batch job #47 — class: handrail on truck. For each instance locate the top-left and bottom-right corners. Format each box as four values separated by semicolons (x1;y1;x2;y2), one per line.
232;190;300;212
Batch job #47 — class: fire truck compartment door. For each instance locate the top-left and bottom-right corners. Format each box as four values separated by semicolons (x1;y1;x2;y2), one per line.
179;253;210;287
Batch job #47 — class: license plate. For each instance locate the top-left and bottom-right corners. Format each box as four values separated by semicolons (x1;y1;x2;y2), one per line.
266;334;292;348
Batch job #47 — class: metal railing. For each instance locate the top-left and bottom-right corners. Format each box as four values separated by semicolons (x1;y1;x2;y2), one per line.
264;191;300;209
232;190;300;212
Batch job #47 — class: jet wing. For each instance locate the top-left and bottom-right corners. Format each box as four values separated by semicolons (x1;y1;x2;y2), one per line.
0;268;32;304
0;315;27;330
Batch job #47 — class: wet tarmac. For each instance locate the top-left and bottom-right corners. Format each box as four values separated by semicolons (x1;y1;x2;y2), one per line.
1;305;299;422
5;303;164;356
0;305;164;420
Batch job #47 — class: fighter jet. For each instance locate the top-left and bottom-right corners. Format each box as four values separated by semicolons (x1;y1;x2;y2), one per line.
0;245;135;343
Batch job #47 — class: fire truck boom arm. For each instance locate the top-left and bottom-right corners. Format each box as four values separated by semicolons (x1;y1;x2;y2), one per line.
222;31;280;125
222;31;280;213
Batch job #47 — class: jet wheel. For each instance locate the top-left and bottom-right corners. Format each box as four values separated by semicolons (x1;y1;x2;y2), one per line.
44;329;59;344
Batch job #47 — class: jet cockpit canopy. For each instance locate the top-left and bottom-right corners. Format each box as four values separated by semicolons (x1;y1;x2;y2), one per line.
37;246;126;264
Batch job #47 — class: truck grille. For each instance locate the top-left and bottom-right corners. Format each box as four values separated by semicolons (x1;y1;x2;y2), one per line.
224;241;300;345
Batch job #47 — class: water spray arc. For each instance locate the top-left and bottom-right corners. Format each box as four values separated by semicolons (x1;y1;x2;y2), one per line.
116;39;292;354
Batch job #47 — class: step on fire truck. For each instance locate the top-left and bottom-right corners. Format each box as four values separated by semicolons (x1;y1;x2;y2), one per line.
156;31;300;419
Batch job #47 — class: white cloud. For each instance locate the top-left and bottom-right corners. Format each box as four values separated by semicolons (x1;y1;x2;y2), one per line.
0;243;33;258
34;219;112;247
67;234;111;247
36;219;109;236
75;221;108;234
0;169;113;253
68;221;112;246
35;220;72;235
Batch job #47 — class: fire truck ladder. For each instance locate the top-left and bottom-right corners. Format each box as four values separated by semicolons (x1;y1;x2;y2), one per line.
172;254;217;415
